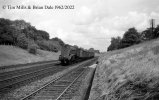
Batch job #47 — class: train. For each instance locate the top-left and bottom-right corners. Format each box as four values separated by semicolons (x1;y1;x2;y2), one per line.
59;44;95;65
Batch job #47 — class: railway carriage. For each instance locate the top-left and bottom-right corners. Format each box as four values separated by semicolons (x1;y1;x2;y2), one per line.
59;44;94;65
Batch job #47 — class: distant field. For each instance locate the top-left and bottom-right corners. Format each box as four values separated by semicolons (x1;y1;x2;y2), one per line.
89;38;159;100
0;45;60;67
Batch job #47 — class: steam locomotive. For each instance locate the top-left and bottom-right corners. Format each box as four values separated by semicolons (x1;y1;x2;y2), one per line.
59;45;94;65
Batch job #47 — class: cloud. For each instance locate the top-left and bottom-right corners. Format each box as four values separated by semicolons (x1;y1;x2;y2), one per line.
73;6;93;25
71;0;159;51
1;0;159;52
72;11;159;51
110;11;159;32
72;0;109;25
110;12;149;31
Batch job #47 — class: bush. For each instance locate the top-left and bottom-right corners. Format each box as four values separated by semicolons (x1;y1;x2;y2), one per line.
36;40;49;51
28;41;39;54
51;46;58;52
36;40;58;52
16;33;29;49
28;45;37;54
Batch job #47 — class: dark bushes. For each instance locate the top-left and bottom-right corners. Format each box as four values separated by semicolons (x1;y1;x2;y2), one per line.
107;28;141;51
0;18;63;53
28;42;39;54
108;25;159;51
16;33;29;49
36;40;58;52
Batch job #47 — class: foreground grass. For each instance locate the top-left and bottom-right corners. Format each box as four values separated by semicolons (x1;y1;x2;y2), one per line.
89;39;159;100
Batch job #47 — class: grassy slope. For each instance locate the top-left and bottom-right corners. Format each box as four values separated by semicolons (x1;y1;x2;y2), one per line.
89;39;159;100
0;45;60;67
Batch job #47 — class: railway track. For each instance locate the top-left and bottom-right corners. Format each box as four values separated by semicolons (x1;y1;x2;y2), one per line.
0;60;60;81
0;58;97;94
0;60;59;70
0;61;66;93
0;60;60;73
21;66;87;100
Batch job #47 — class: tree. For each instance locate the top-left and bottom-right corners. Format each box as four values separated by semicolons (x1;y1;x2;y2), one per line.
153;25;159;38
37;30;49;40
0;18;12;27
16;33;29;49
0;25;20;45
0;18;63;52
22;25;50;41
107;36;121;51
141;25;159;40
51;37;65;46
120;27;141;48
141;28;153;40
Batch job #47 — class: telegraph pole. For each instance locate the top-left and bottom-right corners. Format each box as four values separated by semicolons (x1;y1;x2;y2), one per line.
150;19;155;38
150;19;155;31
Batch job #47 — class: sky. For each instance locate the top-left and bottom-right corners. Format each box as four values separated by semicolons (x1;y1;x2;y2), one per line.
0;0;159;52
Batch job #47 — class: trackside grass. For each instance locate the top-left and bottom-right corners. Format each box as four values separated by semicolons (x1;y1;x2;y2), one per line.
0;45;60;67
89;39;159;100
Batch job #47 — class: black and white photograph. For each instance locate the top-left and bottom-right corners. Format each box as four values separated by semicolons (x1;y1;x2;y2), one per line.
0;0;159;100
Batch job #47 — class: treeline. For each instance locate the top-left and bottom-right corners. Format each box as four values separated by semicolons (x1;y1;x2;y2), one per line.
107;25;159;51
0;18;64;54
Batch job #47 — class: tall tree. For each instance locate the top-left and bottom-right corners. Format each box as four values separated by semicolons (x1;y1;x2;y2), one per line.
120;27;141;48
153;25;159;38
107;36;121;51
141;28;153;40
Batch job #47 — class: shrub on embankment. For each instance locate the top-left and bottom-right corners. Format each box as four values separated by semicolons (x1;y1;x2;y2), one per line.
89;39;159;100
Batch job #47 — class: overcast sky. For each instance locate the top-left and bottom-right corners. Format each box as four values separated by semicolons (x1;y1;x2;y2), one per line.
0;0;159;52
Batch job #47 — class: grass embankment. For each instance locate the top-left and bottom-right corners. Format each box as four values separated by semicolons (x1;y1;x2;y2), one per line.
89;39;159;100
0;45;60;67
